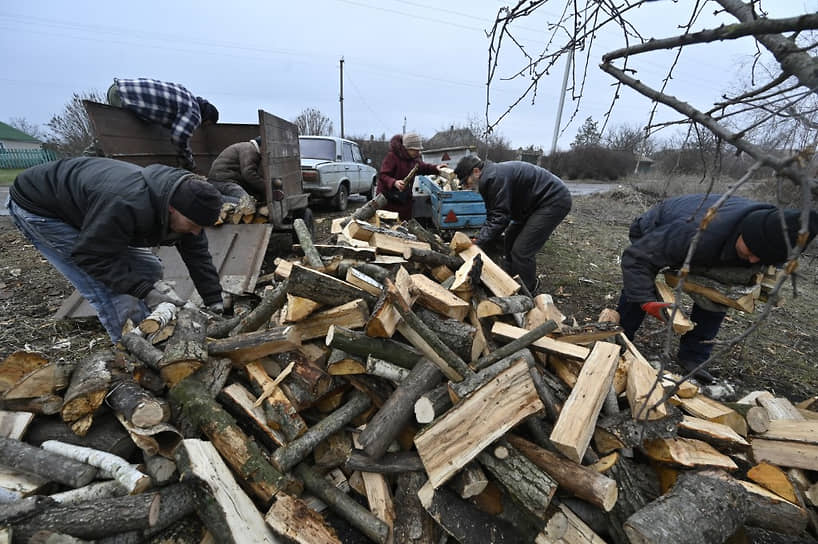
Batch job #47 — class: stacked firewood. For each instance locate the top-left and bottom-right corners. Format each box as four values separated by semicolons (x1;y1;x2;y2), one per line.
215;193;267;225
1;194;817;543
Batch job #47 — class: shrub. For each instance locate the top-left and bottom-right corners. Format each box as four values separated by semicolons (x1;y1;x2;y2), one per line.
543;146;635;180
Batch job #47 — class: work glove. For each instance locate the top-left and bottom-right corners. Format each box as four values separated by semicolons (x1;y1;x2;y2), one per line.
144;280;186;310
640;301;672;322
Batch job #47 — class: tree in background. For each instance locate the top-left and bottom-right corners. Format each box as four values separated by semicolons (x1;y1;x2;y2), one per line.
7;117;46;141
46;90;104;157
570;117;602;149
294;108;333;136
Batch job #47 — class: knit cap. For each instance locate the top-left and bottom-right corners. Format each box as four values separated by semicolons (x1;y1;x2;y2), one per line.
403;132;423;150
739;208;818;263
170;176;222;226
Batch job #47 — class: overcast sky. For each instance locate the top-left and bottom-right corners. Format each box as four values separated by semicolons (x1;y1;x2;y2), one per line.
2;1;814;150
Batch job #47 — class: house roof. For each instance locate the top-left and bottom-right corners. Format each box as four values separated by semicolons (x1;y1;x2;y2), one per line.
0;121;40;143
426;128;477;149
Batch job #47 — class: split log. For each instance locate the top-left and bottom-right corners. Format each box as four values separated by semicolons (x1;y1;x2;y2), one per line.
0;410;33;439
404;248;463;271
386;278;471;381
339;193;388;228
295;462;389;544
272;352;335;411
677;415;750;451
288;263;376;308
143;453;177;486
449;463;489;499
641;437;738;470
218;383;287;449
539;502;607;544
9;492;161;542
158;307;208;386
345;267;384;297
138;302;177;335
365;267;412;338
476;295;534;318
61;350;112;434
207;325;301;364
550;342;620;463
476;320;557;370
286;294;322;322
264;493;342;544
370;231;431;256
409;273;469;321
414;359;543;488
490;321;588;361
671;394;748;437
0;437;97;488
175;439;277;543
747;462;797;503
664;271;758;312
414;383;452;424
41;440;150;493
352;431;396;544
292;299;369;341
624;469;748;544
417;481;524;543
751;439;818;471
228;280;288;336
358;358;443;459
271;391;371;473
366;356;410;383
0;350;49;394
327;349;366;375
243;361;306;442
106;373;165;428
404;218;451;255
758;420;818;444
393;471;440;544
169;374;290;503
448;349;535;402
507;434;618;512
119;332;163;371
620;335;668;420
654;280;695;334
326;325;421;369
452;233;520;297
594;406;682;453
477;439;557;520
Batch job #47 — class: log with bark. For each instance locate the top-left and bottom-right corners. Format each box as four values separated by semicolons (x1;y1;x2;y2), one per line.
357;357;443;459
207;325;301;365
228;280;288;337
326;325;422;369
345;450;425;473
0;437;97;488
393;471;440;544
414;383;452;424
288;263;377;308
158;307;209;387
339;193;388;229
106;372;166;428
41;440;151;493
24;413;135;459
61;350;113;435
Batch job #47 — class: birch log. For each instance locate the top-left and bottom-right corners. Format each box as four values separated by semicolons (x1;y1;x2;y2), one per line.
41;440;151;494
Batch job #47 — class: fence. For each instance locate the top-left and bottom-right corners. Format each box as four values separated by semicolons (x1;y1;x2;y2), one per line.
0;148;58;169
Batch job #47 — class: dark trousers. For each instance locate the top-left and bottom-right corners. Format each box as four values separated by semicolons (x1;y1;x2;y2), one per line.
616;292;726;365
505;201;571;292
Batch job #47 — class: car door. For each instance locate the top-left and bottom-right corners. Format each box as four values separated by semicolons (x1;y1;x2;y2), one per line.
342;141;361;191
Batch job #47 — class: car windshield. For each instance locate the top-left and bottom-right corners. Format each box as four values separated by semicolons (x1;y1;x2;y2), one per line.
299;138;336;160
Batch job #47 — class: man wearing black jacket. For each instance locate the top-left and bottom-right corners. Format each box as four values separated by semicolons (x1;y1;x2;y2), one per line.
454;156;572;292
7;157;224;342
618;193;818;382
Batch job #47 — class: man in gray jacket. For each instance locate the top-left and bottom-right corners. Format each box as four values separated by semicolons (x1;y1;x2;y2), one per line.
454;156;572;292
7;157;224;342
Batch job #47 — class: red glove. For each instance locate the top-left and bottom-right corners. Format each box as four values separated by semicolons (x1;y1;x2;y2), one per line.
641;301;672;322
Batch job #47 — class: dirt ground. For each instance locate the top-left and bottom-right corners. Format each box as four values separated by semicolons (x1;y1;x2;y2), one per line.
1;187;817;543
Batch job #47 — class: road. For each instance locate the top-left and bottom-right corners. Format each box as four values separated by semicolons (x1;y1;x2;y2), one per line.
0;182;616;217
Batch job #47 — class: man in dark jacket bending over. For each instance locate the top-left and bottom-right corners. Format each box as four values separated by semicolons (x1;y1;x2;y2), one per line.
7;157;225;342
454;156;572;293
618;193;818;382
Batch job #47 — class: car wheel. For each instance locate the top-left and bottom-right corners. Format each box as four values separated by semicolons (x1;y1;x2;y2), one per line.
362;179;376;200
333;183;349;211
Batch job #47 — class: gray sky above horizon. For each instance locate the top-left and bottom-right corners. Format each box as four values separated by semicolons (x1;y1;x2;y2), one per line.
2;1;814;151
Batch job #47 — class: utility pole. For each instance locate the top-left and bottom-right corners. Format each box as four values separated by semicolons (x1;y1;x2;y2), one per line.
339;57;345;138
550;50;573;155
402;116;406;134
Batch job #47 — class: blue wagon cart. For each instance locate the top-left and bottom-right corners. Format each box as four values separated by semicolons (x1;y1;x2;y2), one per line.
412;175;486;232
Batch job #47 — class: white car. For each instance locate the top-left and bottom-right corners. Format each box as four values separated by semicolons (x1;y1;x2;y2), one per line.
299;136;378;211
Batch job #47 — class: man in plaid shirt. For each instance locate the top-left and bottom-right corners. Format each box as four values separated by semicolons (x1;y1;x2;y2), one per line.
108;78;219;171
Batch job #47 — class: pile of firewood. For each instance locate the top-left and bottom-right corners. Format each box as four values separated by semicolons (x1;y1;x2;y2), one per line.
1;194;817;543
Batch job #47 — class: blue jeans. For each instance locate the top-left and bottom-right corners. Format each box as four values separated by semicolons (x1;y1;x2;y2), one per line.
7;198;161;342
